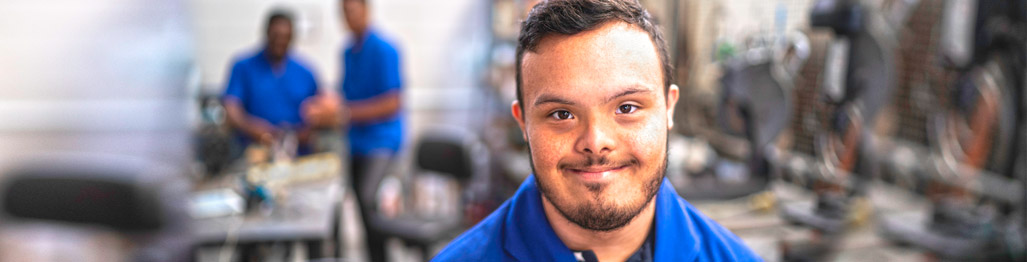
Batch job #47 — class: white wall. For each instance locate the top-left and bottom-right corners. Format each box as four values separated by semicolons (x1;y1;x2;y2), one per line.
0;0;194;169
716;0;817;44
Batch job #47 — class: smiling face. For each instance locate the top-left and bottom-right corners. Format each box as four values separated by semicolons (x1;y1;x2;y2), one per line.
512;21;679;231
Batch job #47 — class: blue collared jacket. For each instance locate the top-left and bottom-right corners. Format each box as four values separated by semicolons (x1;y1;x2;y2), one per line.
433;175;763;261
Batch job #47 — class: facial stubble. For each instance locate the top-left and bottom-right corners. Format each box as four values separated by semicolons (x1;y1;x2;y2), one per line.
528;133;668;232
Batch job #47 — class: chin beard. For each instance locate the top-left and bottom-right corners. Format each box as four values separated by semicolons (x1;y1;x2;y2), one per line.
529;140;668;232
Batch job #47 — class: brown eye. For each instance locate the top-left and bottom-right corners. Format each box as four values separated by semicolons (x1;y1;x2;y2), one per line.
549;110;573;120
617;104;638;114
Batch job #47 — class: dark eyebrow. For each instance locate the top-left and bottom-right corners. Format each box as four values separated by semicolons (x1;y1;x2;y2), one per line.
533;94;575;107
532;86;654;107
606;87;652;103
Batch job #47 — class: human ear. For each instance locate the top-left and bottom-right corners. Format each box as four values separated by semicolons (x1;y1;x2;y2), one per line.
665;84;680;130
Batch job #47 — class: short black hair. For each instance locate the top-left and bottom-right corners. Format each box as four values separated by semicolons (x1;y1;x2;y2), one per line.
265;9;295;33
515;0;672;106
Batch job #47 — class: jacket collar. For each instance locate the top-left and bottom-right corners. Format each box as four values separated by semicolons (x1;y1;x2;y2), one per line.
502;175;576;261
653;177;701;261
502;175;701;261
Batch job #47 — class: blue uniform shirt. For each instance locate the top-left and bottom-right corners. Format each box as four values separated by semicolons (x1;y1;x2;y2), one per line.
434;175;763;262
341;29;404;156
222;49;319;142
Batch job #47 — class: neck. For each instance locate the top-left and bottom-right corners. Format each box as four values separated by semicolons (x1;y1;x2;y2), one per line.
542;194;656;262
264;52;286;72
265;53;284;65
351;29;367;49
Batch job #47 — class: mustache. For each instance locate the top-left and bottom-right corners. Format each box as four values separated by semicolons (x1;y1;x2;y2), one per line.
557;156;639;170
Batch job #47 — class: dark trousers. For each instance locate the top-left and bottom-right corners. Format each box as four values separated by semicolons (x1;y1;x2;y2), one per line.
349;154;389;262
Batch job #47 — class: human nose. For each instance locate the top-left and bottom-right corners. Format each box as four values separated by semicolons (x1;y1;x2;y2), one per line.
575;117;617;155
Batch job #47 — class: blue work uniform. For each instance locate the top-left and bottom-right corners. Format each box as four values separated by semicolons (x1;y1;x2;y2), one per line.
434;175;764;262
341;29;404;156
222;49;319;152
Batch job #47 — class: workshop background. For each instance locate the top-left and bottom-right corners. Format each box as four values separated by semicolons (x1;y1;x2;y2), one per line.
0;0;1023;261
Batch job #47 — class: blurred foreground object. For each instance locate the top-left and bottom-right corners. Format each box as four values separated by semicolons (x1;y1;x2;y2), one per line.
0;154;190;262
0;0;194;261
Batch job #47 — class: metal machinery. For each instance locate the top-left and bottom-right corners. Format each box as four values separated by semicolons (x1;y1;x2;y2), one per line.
673;38;798;201
661;0;1025;260
877;0;951;196
776;0;907;260
775;30;831;193
876;0;1026;260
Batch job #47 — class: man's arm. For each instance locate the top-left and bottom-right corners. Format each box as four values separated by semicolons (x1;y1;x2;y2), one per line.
346;90;400;123
347;43;403;124
223;98;276;145
222;61;277;145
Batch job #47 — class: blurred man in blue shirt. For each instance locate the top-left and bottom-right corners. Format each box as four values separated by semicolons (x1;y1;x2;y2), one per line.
340;3;403;158
339;0;404;261
222;10;321;154
434;0;762;261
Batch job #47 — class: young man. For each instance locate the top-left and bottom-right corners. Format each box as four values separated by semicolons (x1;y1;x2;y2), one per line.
434;0;762;261
222;10;321;152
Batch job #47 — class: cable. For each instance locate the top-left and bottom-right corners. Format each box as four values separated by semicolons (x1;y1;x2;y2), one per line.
218;215;244;262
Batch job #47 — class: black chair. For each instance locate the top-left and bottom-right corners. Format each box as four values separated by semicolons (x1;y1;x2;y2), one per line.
358;126;488;260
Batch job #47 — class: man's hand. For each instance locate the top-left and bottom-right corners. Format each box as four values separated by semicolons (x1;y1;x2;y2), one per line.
246;118;278;146
223;98;278;146
301;91;345;128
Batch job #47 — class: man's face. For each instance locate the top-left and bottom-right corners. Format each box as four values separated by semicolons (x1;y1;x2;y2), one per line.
266;19;292;62
342;0;368;35
512;21;679;231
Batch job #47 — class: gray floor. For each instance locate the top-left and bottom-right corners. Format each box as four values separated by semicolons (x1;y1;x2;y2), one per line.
689;182;931;262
